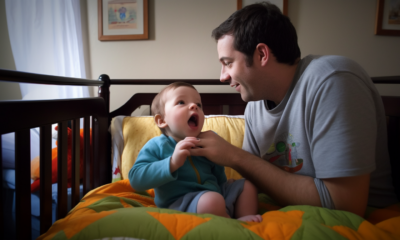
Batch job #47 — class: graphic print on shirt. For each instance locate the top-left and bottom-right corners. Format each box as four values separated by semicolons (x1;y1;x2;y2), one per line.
262;132;303;173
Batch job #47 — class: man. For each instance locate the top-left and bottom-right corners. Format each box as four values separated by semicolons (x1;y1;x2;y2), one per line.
190;2;397;217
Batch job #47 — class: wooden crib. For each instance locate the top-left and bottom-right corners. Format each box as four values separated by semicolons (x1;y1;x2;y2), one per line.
0;69;399;239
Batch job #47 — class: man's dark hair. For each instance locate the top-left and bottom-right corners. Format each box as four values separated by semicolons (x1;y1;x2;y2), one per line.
211;2;300;66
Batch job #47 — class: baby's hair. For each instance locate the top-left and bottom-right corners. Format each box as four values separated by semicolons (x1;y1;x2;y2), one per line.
151;82;197;135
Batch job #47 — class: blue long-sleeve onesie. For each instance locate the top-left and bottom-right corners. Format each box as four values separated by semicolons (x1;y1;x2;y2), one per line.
129;134;227;208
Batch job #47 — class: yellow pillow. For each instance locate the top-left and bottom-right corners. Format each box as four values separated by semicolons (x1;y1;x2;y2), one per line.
120;116;244;180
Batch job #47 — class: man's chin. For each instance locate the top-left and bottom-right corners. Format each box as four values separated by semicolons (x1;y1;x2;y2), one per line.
240;93;251;103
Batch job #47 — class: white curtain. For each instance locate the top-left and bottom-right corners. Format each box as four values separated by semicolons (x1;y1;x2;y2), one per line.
5;0;89;100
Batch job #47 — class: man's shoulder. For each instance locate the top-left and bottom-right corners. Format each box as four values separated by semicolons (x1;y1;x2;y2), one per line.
302;55;364;75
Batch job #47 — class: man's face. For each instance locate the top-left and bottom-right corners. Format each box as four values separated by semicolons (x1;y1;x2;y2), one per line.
217;35;261;102
162;86;205;142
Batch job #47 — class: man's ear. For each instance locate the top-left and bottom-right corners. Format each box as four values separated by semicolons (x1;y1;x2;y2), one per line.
255;43;270;67
155;114;168;129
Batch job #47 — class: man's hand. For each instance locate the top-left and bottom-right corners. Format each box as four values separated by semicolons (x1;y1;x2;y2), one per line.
189;131;242;167
170;137;198;173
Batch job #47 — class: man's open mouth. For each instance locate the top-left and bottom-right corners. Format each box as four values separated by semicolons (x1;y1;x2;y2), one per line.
188;113;199;128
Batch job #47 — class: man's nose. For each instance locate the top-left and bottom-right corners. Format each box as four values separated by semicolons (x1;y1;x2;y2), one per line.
220;67;231;83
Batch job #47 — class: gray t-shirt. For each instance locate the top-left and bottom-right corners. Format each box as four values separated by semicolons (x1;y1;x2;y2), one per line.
243;55;397;208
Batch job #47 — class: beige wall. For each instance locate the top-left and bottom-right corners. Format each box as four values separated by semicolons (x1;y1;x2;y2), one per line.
289;0;400;97
1;0;399;106
87;0;238;112
86;0;400;111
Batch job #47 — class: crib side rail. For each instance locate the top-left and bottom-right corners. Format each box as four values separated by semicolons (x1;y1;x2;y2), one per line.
0;97;108;239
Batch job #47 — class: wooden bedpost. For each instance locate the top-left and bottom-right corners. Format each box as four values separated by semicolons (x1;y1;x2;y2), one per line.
97;74;112;186
98;74;111;114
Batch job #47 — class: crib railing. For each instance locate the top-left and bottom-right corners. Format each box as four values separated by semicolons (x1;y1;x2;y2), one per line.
0;69;109;239
1;69;399;239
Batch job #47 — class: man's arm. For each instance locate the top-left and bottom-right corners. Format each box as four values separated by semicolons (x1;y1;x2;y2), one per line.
190;131;369;217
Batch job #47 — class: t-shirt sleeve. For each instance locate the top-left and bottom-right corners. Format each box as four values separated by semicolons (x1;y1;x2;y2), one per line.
310;72;376;178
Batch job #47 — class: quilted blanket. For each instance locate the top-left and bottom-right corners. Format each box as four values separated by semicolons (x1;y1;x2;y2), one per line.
38;180;400;240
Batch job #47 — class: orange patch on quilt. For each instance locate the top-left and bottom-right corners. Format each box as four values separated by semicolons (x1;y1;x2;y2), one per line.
329;218;400;240
37;208;116;240
120;198;134;208
375;216;400;238
241;210;303;240
82;180;156;207
147;211;211;240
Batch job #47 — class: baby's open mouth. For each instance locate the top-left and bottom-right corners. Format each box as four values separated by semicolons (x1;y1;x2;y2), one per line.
188;113;199;127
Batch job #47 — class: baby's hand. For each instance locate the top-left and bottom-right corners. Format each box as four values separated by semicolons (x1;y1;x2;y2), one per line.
170;137;199;173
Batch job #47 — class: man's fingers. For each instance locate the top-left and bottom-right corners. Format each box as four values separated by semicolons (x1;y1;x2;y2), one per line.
189;148;203;156
177;141;196;150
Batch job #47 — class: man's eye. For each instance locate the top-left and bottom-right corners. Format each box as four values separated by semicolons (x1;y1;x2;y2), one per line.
225;62;231;66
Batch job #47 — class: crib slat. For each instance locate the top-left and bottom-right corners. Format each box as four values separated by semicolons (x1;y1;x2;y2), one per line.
0;139;3;239
40;125;53;234
83;117;91;195
92;117;99;188
71;119;80;207
15;129;31;240
57;121;68;219
90;117;95;188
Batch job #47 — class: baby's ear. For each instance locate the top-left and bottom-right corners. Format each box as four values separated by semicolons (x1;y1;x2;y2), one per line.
155;114;168;129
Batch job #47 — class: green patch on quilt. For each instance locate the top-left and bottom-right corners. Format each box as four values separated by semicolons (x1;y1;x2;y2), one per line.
290;219;348;240
281;205;364;230
66;207;266;240
135;190;153;197
87;196;144;212
51;229;68;239
67;208;173;240
258;193;279;206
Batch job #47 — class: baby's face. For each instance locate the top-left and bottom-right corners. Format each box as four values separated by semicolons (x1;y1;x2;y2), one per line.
162;86;204;142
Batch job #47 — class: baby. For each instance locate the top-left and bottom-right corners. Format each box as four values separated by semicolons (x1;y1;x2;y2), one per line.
129;82;261;222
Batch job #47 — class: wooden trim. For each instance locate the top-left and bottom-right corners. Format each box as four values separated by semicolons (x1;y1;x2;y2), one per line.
0;140;3;237
110;93;246;118
110;79;228;85
71;119;81;207
15;130;32;240
0;69;100;86
83;117;91;195
372;76;400;84
237;0;242;10
57;121;68;220
40;124;53;234
0;98;107;135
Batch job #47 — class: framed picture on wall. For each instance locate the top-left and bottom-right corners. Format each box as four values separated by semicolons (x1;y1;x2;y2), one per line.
237;0;288;16
98;0;149;41
375;0;400;36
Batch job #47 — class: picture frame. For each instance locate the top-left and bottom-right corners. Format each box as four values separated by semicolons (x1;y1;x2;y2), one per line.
375;0;400;36
98;0;149;41
237;0;288;16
